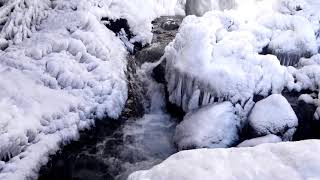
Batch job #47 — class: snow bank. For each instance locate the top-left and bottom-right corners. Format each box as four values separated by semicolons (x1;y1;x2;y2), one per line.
174;102;240;150
0;2;127;179
128;140;320;180
248;94;298;141
237;135;282;148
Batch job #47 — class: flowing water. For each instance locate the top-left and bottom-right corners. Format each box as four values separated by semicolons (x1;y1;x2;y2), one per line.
38;15;184;179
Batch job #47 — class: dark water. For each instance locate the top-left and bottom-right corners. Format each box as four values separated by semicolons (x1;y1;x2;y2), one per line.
39;60;178;180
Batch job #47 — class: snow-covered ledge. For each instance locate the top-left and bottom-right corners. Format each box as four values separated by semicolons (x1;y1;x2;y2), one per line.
128;140;320;180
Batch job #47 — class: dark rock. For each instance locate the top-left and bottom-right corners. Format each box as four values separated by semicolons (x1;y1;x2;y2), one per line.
102;18;133;39
161;20;179;31
135;43;166;65
282;90;320;140
152;59;166;84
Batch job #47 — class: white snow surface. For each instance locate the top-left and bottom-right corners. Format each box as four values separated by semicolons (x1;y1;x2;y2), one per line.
248;94;298;141
185;0;237;16
79;0;186;45
0;0;51;45
0;1;131;179
174;102;240;150
237;134;282;148
128;140;320;180
165;0;320;113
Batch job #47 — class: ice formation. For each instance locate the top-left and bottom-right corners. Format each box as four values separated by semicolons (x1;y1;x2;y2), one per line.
128;140;320;180
0;1;129;179
174;102;240;150
165;0;320;114
165;11;290;113
0;0;51;46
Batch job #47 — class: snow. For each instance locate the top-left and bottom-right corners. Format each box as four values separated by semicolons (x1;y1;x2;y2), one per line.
165;11;291;112
0;1;129;179
165;0;320;114
248;94;298;141
83;0;186;45
0;0;51;45
237;135;282;148
174;102;240;150
128;140;320;180
185;0;236;16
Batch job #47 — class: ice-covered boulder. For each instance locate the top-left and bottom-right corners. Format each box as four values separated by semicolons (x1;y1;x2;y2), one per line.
128;140;320;180
165;11;291;112
174;102;240;150
260;13;317;66
248;94;298;141
237;135;282;148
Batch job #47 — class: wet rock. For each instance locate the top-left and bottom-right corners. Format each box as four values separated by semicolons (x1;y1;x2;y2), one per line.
135;16;183;65
152;59;166;84
283;90;320;140
161;20;179;31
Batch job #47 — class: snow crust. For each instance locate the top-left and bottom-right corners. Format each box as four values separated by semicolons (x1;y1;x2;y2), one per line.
237;135;282;148
0;0;51;45
248;94;298;141
128;140;320;180
0;1;129;179
174;102;240;150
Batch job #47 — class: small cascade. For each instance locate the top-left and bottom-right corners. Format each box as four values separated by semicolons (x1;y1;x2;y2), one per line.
38;16;183;180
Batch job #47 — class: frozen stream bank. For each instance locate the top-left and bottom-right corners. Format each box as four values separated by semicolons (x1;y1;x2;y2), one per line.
38;16;183;180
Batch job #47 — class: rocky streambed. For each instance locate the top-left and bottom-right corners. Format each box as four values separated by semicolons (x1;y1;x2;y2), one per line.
38;16;184;180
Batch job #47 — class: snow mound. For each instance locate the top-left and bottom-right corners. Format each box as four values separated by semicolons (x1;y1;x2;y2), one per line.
237;135;282;148
128;140;320;180
248;94;298;141
0;3;127;180
165;0;320;113
260;13;317;66
165;11;291;112
174;102;240;150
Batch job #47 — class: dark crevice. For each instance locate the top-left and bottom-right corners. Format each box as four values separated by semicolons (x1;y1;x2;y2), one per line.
101;18;143;54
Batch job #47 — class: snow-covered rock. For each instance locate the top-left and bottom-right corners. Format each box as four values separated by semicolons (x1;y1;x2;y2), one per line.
174;102;240;150
85;0;186;45
237;135;282;148
0;1;128;179
248;94;298;141
128;140;320;180
165;0;320;114
165;11;291;113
